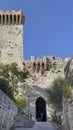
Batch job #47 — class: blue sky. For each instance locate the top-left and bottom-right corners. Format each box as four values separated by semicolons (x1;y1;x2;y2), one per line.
0;0;73;60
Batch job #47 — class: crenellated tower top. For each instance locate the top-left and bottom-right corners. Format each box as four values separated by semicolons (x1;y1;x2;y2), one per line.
0;10;24;25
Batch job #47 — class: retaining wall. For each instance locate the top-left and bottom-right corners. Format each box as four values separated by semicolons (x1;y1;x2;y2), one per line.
0;89;17;130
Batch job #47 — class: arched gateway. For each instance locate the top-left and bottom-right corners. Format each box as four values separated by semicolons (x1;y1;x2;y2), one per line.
35;97;47;121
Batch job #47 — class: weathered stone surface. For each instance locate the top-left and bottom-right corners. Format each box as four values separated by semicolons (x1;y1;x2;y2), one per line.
18;57;65;121
0;11;24;69
63;57;73;130
64;56;73;86
0;25;23;68
62;97;73;130
24;56;64;74
0;10;24;25
0;89;17;130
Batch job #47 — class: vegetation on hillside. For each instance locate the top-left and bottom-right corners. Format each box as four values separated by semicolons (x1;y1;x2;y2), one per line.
0;63;29;85
0;63;29;102
47;77;71;111
15;96;26;109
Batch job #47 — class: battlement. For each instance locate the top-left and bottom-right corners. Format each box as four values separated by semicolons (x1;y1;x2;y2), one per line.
31;57;50;73
0;10;24;25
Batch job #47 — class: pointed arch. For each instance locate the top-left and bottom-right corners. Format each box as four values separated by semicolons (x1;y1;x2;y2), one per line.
35;97;47;121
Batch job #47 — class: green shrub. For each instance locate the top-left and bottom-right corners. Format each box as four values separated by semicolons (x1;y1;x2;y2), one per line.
15;96;26;108
0;63;29;101
0;62;29;86
47;77;71;111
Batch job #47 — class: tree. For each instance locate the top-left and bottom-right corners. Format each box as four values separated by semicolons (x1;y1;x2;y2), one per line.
0;63;10;80
0;63;29;100
0;62;29;86
47;77;71;111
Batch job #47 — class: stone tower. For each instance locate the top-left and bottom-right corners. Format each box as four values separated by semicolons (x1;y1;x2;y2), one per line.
0;10;24;68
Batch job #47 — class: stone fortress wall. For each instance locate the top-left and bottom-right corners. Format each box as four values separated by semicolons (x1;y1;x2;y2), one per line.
24;55;64;74
20;56;65;121
0;10;24;25
0;10;71;128
62;57;73;130
0;89;17;130
0;10;25;68
63;97;73;130
31;56;50;73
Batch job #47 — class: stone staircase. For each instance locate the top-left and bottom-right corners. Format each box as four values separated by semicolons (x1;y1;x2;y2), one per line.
10;114;34;130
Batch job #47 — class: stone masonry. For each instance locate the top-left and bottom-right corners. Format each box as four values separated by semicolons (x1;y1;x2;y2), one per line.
31;56;50;73
62;97;73;130
0;10;25;68
0;89;17;130
0;10;72;129
18;56;65;121
63;57;73;130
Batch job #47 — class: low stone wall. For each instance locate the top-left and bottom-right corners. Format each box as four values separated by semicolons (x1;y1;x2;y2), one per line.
0;89;17;130
63;97;73;130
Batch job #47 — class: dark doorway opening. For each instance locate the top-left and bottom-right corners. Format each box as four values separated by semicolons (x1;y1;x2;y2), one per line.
33;62;36;73
36;97;47;122
37;63;40;73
